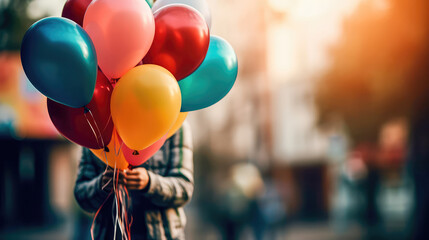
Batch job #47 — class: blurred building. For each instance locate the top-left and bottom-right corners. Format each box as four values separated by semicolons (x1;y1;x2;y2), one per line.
189;0;268;163
188;0;361;224
0;0;420;239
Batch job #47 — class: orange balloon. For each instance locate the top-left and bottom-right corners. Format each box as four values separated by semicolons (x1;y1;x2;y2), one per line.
167;112;188;138
90;129;129;170
111;64;181;150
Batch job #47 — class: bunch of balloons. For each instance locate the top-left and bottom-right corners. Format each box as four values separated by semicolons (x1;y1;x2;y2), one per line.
21;0;238;170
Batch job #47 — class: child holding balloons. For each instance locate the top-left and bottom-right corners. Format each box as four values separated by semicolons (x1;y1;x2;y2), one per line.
74;121;193;240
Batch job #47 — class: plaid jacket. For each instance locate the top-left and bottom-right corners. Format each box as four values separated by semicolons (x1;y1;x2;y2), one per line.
74;121;193;240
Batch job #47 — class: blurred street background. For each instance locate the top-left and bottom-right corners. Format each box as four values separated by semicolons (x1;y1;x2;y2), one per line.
1;0;428;239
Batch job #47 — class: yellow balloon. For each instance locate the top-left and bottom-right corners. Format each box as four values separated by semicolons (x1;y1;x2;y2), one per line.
167;112;188;138
90;129;129;170
111;64;181;150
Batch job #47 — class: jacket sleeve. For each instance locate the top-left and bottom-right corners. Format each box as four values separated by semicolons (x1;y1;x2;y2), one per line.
74;148;110;213
143;121;194;208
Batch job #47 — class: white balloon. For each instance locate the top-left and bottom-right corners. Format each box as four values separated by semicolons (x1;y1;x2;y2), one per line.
152;0;212;30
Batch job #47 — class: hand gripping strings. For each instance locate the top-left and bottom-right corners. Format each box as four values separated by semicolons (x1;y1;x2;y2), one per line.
84;107;131;240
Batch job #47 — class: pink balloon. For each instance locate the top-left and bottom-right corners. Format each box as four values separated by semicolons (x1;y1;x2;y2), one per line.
122;134;168;166
83;0;155;79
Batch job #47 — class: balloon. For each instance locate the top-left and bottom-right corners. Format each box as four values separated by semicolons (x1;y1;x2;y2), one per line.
179;36;238;111
47;70;114;149
145;0;153;7
167;112;188;138
123;134;167;166
62;0;92;26
21;17;97;108
83;0;155;79
142;5;209;81
111;65;181;150
91;129;129;170
152;0;211;30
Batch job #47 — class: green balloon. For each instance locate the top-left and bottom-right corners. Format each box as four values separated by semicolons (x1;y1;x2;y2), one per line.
179;35;238;112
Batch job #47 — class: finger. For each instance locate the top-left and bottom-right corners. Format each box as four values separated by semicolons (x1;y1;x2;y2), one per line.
124;169;140;176
125;180;145;187
125;180;144;187
124;175;142;181
126;183;143;190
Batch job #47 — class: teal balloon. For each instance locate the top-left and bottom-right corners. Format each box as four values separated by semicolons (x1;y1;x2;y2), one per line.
179;35;238;111
21;17;97;108
146;0;153;7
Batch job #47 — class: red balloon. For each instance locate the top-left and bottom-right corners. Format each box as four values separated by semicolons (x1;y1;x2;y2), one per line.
143;5;209;81
62;0;92;26
48;70;114;149
122;134;167;166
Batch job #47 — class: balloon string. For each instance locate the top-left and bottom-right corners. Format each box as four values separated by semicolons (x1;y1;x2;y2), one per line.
102;115;113;133
124;186;133;239
84;106;112;240
113;162;119;240
124;186;132;240
102;151;109;173
113;171;132;240
86;108;106;149
91;191;113;240
119;185;130;240
113;130;123;156
83;107;109;171
85;110;130;239
117;186;128;240
118;178;132;240
84;112;103;149
112;158;131;240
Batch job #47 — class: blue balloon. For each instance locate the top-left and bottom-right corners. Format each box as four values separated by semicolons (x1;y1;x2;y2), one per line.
179;36;238;112
21;17;97;108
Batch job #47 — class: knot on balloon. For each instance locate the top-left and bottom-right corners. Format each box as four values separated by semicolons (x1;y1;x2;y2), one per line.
110;78;119;85
84;106;90;113
132;150;139;155
104;146;110;152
